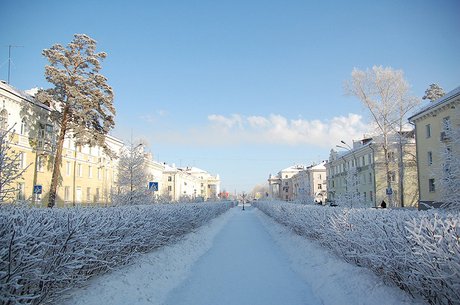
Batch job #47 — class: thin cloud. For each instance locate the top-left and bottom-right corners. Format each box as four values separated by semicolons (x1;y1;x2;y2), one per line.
153;113;370;148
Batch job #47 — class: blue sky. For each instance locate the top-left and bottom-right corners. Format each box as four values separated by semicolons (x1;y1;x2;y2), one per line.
1;0;459;193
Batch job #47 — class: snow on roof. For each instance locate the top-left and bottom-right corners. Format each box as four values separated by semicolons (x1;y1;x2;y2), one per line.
0;81;50;110
409;85;460;121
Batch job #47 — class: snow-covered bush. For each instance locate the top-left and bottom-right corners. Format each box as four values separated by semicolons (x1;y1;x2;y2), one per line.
254;201;460;305
0;201;235;304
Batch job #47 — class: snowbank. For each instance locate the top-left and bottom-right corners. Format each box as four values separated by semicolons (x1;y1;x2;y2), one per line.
0;202;235;304
254;201;459;305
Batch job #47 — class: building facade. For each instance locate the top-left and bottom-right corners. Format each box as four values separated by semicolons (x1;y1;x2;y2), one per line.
1;81;221;205
326;135;418;208
268;163;327;202
408;86;460;208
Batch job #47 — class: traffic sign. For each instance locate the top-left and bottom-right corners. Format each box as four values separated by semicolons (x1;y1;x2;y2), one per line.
33;185;43;194
386;188;393;195
148;182;158;191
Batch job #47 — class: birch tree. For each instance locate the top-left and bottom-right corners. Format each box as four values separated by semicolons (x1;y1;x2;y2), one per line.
437;115;460;211
36;34;115;208
0;125;30;203
345;66;420;207
112;142;152;205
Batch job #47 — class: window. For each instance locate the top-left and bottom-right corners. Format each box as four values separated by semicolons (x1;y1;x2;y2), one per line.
95;188;100;201
368;154;372;164
66;161;71;176
389;171;396;182
168;185;172;192
86;187;91;202
20;119;27;135
77;163;83;177
427;151;433;166
368;172;372;183
318;184;322;190
0;109;8;130
332;180;335;188
88;165;93;178
429;179;435;192
370;191;373;202
426;124;431;138
362;156;365;166
364;192;367;201
168;176;172;182
64;186;71;201
387;151;395;162
36;156;44;172
19;152;27;169
17;183;25;200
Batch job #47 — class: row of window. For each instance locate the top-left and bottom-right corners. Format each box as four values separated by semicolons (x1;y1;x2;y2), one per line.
425;116;451;138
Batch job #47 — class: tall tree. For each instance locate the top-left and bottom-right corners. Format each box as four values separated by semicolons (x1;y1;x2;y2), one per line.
113;142;152;205
345;66;420;207
437;113;460;211
422;83;445;102
0;125;30;203
36;34;115;208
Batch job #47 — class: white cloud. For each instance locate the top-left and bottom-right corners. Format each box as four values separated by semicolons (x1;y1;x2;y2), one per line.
153;113;370;149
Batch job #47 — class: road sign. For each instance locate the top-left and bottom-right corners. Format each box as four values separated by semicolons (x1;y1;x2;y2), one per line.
386;188;393;195
148;182;158;191
33;185;43;194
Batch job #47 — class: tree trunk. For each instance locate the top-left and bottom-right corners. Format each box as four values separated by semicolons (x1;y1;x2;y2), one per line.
48;107;69;208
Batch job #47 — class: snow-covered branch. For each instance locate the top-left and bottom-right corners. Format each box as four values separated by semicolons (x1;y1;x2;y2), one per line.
254;201;460;305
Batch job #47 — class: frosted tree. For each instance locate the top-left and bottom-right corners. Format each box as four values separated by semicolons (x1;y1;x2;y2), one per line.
112;142;152;205
422;83;445;102
345;66;419;207
0;125;30;202
335;166;363;208
437;116;460;211
36;34;115;208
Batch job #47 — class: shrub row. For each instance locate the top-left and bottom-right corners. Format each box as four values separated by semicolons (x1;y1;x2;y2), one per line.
254;201;460;305
0;202;235;304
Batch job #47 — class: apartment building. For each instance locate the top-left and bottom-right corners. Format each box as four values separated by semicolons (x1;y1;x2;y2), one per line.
408;86;460;208
268;163;326;202
326;134;418;208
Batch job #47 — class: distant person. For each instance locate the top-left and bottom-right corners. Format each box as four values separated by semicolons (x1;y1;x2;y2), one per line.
381;200;387;208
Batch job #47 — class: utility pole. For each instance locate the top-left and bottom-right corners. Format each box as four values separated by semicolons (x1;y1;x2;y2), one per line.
5;45;24;84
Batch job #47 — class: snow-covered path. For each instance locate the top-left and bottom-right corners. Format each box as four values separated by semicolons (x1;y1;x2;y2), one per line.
163;205;321;305
64;205;424;305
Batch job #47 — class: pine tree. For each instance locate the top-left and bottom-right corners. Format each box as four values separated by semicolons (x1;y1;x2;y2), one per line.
36;34;115;208
0;125;30;203
422;83;445;102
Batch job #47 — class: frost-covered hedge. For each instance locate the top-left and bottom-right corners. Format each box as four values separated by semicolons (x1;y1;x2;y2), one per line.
0;202;234;304
254;201;460;305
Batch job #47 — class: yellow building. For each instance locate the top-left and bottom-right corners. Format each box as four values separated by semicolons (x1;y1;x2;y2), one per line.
326;135;418;208
0;81;123;206
408;86;460;208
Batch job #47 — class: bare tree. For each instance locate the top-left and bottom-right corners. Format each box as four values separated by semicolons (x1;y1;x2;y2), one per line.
112;142;152;205
36;34;115;208
437;114;460;211
0;125;30;203
345;66;420;207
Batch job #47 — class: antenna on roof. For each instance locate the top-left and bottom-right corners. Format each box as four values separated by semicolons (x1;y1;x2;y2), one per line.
4;45;24;84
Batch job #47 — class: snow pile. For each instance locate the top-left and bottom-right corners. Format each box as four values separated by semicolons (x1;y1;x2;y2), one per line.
254;201;460;305
0;202;235;304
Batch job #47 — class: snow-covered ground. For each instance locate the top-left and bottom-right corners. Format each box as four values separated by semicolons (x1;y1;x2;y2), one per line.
63;205;425;305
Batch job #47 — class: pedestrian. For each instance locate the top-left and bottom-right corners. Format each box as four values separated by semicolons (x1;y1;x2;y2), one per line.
381;200;386;208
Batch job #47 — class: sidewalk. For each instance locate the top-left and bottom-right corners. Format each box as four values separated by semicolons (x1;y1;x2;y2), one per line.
163;205;321;305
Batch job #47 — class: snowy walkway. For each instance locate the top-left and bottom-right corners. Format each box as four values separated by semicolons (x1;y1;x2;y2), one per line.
64;205;424;305
163;205;320;305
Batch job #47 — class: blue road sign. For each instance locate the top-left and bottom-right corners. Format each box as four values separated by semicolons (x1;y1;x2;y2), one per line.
148;182;159;191
33;185;43;194
386;188;393;195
